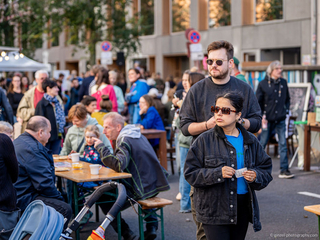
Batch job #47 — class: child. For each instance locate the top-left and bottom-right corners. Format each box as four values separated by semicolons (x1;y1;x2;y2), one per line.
80;125;103;165
91;95;113;127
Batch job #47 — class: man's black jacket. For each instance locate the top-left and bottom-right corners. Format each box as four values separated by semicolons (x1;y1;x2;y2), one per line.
256;76;290;122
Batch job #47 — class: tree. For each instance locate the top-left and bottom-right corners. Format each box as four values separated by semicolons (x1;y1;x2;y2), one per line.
0;0;146;65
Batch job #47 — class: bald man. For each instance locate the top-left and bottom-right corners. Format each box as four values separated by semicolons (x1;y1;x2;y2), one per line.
13;116;72;228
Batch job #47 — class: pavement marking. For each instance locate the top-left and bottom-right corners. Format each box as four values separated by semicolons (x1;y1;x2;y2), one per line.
298;191;320;199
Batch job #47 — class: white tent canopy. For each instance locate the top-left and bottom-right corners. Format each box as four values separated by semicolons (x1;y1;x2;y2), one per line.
0;54;51;72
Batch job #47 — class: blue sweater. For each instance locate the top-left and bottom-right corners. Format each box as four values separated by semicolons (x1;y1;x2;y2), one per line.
138;106;165;146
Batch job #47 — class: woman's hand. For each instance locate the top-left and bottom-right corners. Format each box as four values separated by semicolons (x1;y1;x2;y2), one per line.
222;166;236;178
92;137;103;148
242;170;257;182
139;105;148;115
172;97;179;106
68;150;77;159
176;100;183;108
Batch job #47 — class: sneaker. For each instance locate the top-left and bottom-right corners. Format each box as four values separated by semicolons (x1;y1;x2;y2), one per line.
179;209;191;213
279;170;294;179
123;229;137;240
176;192;181;201
138;226;157;240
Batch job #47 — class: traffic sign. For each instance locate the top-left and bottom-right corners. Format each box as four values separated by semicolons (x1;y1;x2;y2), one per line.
101;41;112;52
101;51;113;65
188;30;201;44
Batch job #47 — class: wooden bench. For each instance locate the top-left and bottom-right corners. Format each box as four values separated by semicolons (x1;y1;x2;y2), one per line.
304;204;320;239
137;197;173;240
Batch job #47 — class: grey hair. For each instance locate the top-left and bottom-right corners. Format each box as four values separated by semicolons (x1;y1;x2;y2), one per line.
266;60;281;77
0;121;13;134
103;112;125;128
109;70;118;78
35;70;49;79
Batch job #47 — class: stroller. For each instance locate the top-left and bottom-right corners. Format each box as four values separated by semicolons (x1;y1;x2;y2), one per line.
9;181;127;240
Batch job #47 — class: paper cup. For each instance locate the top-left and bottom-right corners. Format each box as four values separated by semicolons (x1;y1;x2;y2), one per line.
71;153;80;163
90;164;102;175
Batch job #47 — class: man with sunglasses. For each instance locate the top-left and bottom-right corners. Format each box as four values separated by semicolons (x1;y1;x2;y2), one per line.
179;40;261;240
180;40;261;140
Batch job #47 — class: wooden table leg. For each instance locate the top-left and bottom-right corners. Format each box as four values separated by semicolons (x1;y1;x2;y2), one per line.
304;125;311;171
159;131;167;171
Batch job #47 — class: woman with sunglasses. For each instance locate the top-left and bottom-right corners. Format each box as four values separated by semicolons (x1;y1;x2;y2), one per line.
184;91;272;240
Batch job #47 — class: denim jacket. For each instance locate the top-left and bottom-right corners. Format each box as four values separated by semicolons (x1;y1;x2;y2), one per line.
184;123;273;232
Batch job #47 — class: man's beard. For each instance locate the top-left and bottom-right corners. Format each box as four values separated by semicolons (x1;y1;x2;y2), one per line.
210;67;229;80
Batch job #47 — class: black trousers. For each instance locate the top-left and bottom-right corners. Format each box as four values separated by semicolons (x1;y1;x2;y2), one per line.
98;194;158;235
202;193;251;240
35;195;72;229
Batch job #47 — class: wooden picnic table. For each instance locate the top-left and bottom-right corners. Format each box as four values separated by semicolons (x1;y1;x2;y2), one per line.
54;157;131;240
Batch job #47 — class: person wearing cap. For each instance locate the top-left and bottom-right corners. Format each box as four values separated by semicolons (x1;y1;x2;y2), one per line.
232;57;248;83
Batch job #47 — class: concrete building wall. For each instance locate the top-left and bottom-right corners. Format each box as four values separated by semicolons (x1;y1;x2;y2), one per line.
31;0;314;78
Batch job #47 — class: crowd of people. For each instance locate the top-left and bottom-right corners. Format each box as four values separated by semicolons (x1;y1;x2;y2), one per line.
0;39;296;240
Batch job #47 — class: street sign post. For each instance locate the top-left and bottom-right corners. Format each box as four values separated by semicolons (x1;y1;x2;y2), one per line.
101;51;113;65
188;30;201;44
101;41;112;52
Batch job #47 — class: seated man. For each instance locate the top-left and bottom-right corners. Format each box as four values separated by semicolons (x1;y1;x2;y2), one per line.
13;116;72;228
93;112;170;240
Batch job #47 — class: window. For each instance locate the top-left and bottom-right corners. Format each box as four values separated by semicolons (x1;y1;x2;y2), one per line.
171;0;190;33
208;0;231;28
256;0;283;22
140;0;154;35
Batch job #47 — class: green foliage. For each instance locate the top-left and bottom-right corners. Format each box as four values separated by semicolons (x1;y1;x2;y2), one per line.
0;0;148;64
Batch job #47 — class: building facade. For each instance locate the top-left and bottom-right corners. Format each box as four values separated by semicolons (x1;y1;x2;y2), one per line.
32;0;316;82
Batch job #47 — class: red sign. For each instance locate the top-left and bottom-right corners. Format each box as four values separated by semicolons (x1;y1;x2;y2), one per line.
101;41;112;52
188;30;201;44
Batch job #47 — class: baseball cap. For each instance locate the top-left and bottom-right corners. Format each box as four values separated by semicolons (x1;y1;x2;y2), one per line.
233;57;240;65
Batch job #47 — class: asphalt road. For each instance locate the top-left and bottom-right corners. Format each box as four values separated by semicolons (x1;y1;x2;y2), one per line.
76;151;320;240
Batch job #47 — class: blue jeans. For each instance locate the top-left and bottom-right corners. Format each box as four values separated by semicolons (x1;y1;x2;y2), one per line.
179;146;191;211
260;120;288;171
175;133;180;175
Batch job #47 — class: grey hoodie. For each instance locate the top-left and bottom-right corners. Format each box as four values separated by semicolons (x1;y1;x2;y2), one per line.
60;115;113;156
116;124;141;148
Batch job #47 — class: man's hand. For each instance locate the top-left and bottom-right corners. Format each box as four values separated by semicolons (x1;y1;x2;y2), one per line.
92;137;103;149
206;116;216;129
222;166;235;179
172;97;179;106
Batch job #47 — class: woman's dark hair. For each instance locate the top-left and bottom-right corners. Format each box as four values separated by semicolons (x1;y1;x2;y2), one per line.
81;95;97;106
215;91;244;113
42;79;57;93
96;68;109;88
8;75;25;94
189;72;205;87
128;68;141;76
100;95;113;112
141;94;154;108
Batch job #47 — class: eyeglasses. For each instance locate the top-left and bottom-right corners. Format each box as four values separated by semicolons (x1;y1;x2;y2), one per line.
211;106;237;115
206;59;228;66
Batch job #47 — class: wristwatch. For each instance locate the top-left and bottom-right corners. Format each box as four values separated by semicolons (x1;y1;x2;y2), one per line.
240;118;245;126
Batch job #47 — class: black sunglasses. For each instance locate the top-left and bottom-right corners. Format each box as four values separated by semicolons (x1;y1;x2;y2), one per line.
211;106;237;115
206;59;228;66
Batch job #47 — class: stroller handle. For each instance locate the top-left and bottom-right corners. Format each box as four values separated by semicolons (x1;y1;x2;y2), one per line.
85;181;127;215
